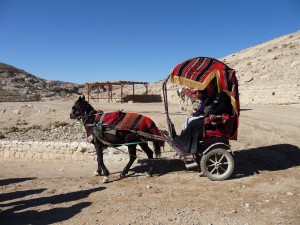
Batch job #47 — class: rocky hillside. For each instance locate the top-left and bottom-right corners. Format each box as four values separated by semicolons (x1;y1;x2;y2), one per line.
0;63;84;102
1;30;299;105
222;30;300;105
131;30;300;106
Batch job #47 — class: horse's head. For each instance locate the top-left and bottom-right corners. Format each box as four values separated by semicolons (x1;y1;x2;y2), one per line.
70;95;95;120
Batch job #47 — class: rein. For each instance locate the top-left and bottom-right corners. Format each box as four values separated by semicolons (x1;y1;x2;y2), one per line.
74;102;158;160
79;110;97;125
79;109;145;147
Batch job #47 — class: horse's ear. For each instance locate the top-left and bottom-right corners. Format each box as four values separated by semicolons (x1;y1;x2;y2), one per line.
78;95;85;101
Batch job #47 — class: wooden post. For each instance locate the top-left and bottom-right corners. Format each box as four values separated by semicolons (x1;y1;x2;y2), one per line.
144;83;148;102
133;84;135;102
107;83;109;103
146;83;148;102
97;84;100;102
110;83;113;102
87;83;90;102
121;84;123;103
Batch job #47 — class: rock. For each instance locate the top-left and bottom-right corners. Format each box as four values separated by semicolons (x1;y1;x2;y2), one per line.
244;203;251;208
245;77;253;82
230;209;237;213
13;109;21;114
290;61;300;68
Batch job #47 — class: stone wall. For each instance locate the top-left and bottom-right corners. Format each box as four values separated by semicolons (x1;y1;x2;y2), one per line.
0;140;131;162
0;140;97;162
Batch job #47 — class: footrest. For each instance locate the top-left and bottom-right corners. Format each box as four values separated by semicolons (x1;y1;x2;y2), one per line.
185;162;199;170
159;130;169;136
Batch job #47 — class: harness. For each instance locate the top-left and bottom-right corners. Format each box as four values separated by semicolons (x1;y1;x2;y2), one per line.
83;111;145;148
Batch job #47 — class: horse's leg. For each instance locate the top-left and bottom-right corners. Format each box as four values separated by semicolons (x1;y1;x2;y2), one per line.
93;139;110;183
139;142;156;176
153;141;161;158
120;144;137;178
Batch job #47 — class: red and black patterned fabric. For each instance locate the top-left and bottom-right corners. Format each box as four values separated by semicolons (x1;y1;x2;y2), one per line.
170;57;240;140
170;57;239;114
181;88;199;99
96;111;164;144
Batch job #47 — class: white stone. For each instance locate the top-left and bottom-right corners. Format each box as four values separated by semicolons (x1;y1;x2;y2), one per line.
13;109;21;114
291;61;300;67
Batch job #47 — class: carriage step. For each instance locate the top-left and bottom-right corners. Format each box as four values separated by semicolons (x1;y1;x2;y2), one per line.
185;162;199;170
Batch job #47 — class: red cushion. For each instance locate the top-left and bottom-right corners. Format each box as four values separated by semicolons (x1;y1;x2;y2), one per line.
204;129;224;137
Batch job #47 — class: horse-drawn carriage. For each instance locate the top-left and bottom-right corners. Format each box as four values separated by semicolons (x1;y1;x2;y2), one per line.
70;57;240;183
163;57;239;180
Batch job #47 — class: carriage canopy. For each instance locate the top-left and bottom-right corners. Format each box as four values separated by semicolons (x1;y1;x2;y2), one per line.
170;57;240;114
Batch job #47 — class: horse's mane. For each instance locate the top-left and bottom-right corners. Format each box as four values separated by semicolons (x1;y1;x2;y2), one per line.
75;98;95;114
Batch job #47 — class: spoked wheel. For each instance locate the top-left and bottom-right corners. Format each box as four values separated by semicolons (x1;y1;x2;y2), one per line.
200;148;234;181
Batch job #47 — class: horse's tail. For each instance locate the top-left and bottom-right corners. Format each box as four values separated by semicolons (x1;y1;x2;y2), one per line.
153;141;161;158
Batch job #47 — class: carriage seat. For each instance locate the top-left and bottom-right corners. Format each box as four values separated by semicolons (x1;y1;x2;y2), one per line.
203;113;231;137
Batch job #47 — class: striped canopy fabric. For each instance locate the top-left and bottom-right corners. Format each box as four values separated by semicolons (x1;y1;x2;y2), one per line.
170;57;240;114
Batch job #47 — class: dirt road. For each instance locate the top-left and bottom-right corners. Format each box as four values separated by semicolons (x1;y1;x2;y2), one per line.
0;101;299;224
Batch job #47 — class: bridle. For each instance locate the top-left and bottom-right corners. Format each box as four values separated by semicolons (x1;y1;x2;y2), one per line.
72;101;96;125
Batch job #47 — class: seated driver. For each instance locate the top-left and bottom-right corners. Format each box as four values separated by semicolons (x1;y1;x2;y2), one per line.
175;91;232;154
181;89;209;131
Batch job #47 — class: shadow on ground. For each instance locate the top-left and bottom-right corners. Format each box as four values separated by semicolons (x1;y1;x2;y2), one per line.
233;144;300;178
133;157;186;176
132;144;300;180
0;177;105;225
0;177;36;187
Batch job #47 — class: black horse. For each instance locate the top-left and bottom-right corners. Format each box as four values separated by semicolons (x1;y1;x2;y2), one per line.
70;96;161;183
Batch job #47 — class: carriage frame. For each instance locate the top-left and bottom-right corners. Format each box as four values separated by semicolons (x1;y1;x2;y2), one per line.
137;57;240;181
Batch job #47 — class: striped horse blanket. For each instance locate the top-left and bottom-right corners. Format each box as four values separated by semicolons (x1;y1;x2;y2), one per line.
95;111;164;144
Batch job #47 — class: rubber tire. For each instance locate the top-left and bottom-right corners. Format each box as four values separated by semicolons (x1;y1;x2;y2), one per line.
200;148;234;181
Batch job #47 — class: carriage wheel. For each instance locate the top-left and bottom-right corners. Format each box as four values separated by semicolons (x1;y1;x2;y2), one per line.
200;148;234;181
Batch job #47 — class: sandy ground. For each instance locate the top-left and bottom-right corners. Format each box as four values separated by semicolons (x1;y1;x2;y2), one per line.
0;100;300;225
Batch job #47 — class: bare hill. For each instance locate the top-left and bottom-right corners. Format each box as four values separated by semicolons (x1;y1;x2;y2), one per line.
0;63;84;102
222;30;300;105
128;31;300;106
1;30;299;105
0;32;299;225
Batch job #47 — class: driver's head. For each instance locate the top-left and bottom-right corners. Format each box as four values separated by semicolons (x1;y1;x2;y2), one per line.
197;89;207;100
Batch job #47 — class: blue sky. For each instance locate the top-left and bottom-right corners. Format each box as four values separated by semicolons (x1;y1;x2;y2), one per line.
0;0;299;84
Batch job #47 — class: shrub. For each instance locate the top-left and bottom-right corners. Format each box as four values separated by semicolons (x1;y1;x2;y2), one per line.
4;125;42;134
22;125;42;132
5;126;19;134
32;93;42;101
16;119;28;125
0;132;5;139
53;121;69;128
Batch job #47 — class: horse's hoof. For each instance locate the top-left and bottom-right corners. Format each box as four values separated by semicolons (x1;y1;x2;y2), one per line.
102;176;109;183
93;171;100;176
119;172;126;178
147;172;153;178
